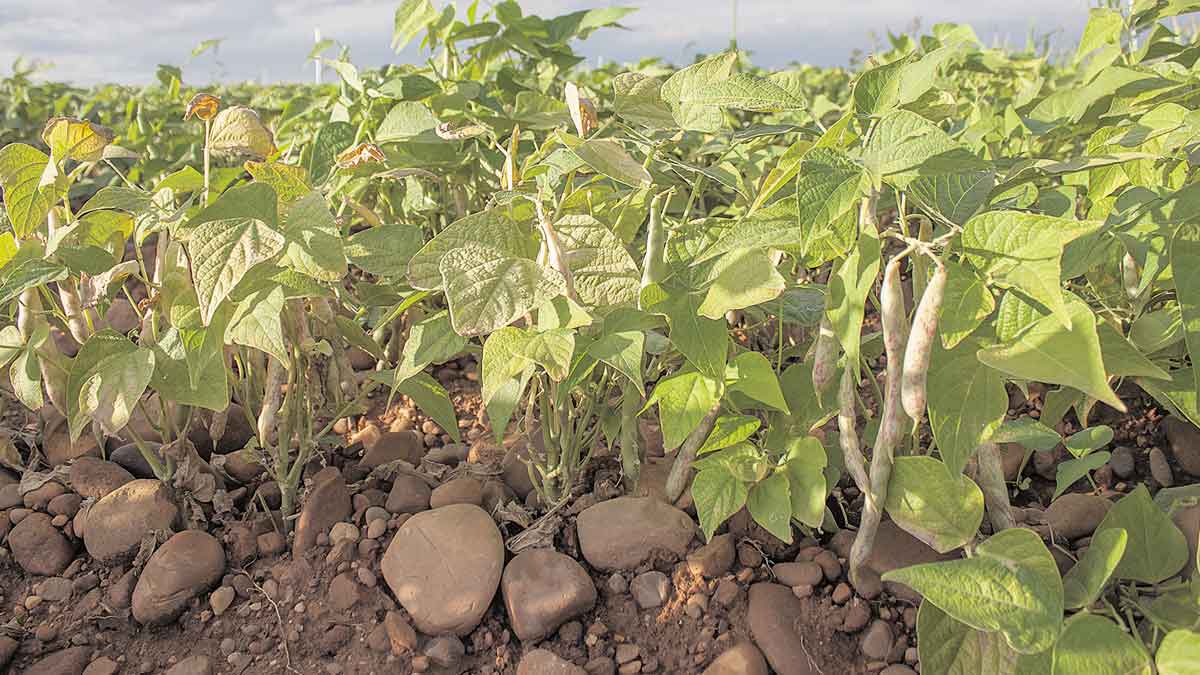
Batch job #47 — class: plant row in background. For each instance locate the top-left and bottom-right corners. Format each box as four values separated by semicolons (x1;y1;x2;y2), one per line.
4;0;1200;672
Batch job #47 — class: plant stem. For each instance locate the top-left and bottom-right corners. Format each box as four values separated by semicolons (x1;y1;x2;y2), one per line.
203;118;212;207
619;378;642;491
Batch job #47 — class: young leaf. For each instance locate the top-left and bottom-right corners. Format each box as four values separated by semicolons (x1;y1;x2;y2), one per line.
1062;527;1127;610
1096;322;1170;380
386;371;461;443
518;328;575;382
1064;425;1114;458
482;328;533;441
587;329;644;391
991;417;1061;452
748;471;793;543
977;301;1124;412
883;527;1063;655
67;330;156;441
1095;484;1188;584
1053;452;1110;500
693;465;748;541
725;351;789;413
1052;613;1151;675
392;0;438;51
395;311;468;385
647;370;721;451
698;415;760;455
885;456;985;553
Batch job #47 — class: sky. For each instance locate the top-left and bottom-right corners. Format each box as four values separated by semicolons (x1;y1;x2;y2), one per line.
0;0;1100;86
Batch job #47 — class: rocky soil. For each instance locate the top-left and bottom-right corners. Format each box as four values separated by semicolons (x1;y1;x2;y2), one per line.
0;357;1195;675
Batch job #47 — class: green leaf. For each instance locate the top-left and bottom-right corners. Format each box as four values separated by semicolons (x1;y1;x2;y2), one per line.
279;192;345;282
346;224;425;278
11;349;42;411
660;52;738;132
612;72;675;129
782;436;828;529
439;244;566;337
0;143;61;239
693;465;748;541
563;137;651;188
393;0;439;51
853;57;908;116
682;73;806;112
978;300;1124;412
149;326;230;411
862;110;957;183
649;289;728;380
226;283;288;364
939;260;995;349
184;214;285;325
395;311;467;385
991;417;1061;451
391;371;461;443
908;168;995;228
928;337;1007;476
518;328;575;382
698;248;786;319
1095;484;1188;584
0;241;67;305
917;601;1022;675
1064;425;1114;458
698;414;760;455
307;122;355;185
1053;452;1110;500
553;214;641;307
377;101;439;143
67;330;156;441
1157;630;1200;675
588;329;644;390
883;527;1063;655
1077;8;1124;60
797;148;870;263
482;327;533;441
1052;613;1150;675
748;471;793;543
725;351;789;413
407;208;538;290
648;370;721;451
244;161;310;210
828;223;880;378
962;211;1098;330
1098;322;1171;380
1062;527;1127;610
1171;223;1200;398
885;456;984;553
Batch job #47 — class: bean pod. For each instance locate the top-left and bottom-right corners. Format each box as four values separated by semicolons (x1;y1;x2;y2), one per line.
900;261;946;421
811;316;837;395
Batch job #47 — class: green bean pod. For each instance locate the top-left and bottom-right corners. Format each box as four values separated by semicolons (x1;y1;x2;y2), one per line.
639;190;669;294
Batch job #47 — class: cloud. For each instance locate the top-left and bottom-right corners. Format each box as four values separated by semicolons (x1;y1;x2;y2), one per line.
0;0;1092;85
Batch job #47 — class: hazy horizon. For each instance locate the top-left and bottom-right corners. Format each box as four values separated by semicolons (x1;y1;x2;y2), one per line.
0;1;1099;86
